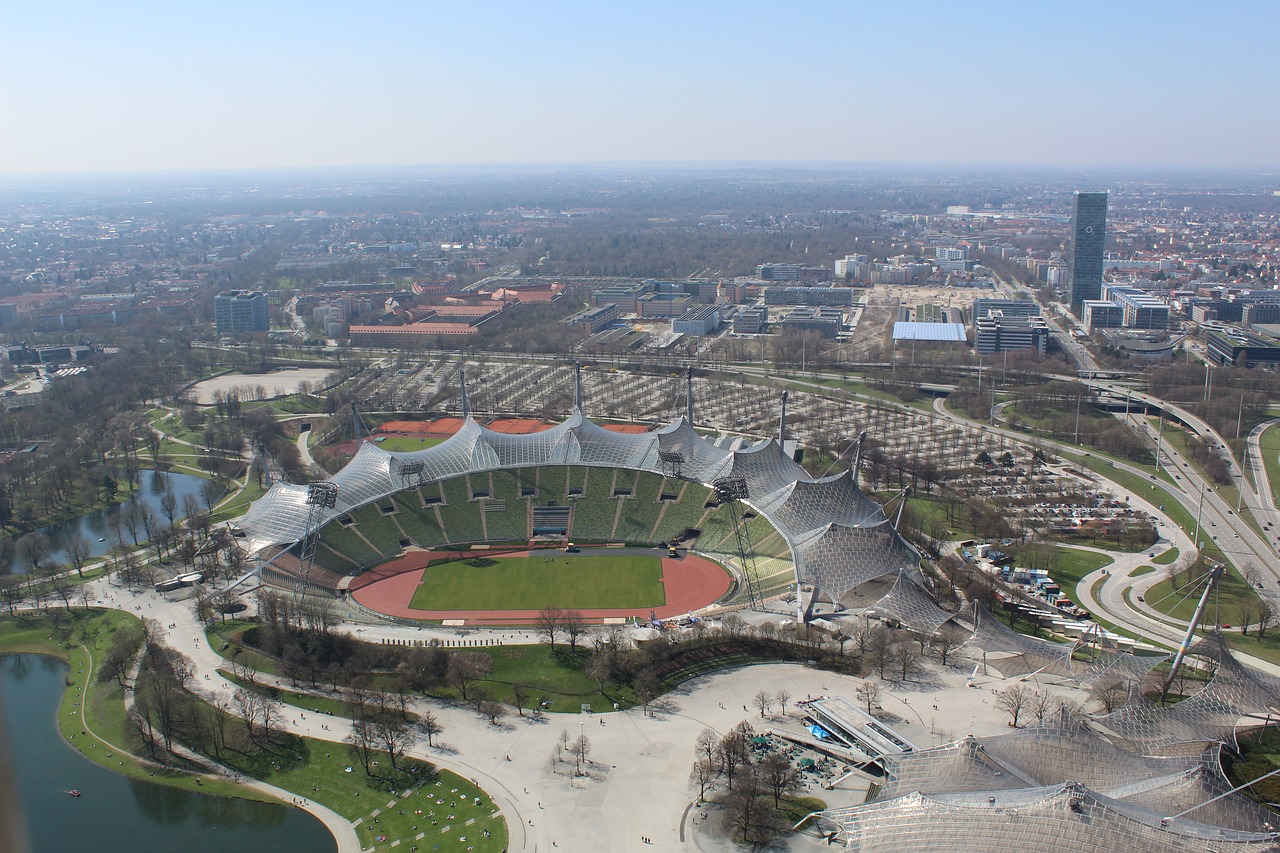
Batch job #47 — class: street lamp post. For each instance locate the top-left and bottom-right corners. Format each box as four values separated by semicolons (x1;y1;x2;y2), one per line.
1193;481;1207;550
1155;410;1165;471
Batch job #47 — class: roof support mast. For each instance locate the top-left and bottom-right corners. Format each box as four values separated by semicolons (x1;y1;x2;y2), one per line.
1160;562;1224;704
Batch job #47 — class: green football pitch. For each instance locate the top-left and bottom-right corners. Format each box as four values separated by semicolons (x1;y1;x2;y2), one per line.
408;553;666;611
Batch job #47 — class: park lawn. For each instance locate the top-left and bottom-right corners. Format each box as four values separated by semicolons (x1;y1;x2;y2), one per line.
1039;546;1113;602
220;735;506;853
218;670;415;722
373;435;447;452
409;554;665;611
1152;547;1179;565
903;493;979;540
453;644;629;713
212;478;268;522
1216;630;1280;667
1141;563;1263;628
206;619;285;676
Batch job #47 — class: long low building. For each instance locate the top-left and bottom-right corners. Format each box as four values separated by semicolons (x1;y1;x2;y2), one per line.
347;322;479;344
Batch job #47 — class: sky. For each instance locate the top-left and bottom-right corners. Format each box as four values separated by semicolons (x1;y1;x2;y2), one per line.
2;0;1277;175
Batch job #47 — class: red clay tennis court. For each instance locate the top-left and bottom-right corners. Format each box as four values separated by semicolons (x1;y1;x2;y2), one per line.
485;418;553;434
378;418;465;436
349;549;732;625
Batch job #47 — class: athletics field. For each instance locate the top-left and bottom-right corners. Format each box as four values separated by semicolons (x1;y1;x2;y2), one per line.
348;549;733;624
409;553;665;611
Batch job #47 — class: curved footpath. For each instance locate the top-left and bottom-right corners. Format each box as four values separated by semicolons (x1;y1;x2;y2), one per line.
92;577;880;852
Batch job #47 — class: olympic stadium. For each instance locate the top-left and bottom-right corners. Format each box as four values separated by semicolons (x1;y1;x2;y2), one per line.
233;369;1280;851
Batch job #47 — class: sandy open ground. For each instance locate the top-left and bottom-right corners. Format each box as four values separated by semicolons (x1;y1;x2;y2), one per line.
190;368;335;404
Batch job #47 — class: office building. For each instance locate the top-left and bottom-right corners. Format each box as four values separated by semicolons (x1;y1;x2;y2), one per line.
671;305;722;336
732;306;768;334
974;313;1048;355
214;290;269;335
1068;191;1108;316
780;307;843;339
1082;300;1124;332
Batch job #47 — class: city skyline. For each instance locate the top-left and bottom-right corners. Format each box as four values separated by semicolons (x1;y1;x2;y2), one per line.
3;0;1280;175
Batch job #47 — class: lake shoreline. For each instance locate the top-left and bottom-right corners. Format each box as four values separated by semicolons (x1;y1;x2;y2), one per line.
1;613;349;851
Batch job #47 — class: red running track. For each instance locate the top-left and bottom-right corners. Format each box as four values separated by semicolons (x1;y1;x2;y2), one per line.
349;549;731;625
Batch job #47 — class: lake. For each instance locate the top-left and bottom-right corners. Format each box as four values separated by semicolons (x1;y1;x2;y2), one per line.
8;470;211;574
0;653;336;853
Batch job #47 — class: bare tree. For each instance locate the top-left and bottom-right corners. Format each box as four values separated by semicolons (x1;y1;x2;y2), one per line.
561;610;587;654
536;606;564;651
752;689;772;718
345;718;378;774
1090;679;1129;713
16;532;51;572
447;652;492;701
477;700;507;725
1257;600;1274;639
931;634;961;666
633;670;660;716
865;625;892;679
856;681;881;714
160;486;179;526
567;732;592;775
995;684;1032;728
418;709;443;747
759;750;802;807
1029;689;1055;725
65;534;92;578
715;722;753;790
892;642;924;682
691;756;716;802
372;716;416;771
774;688;791;717
695;728;718;767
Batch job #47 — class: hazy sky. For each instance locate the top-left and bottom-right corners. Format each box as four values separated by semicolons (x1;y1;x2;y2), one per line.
2;0;1276;174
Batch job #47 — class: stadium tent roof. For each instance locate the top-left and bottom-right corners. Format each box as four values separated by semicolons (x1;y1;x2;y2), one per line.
235;399;922;609
819;782;1280;852
892;321;967;342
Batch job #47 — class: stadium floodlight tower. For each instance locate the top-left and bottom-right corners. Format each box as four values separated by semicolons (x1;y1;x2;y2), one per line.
658;450;685;479
294;481;339;600
397;459;426;488
712;475;764;611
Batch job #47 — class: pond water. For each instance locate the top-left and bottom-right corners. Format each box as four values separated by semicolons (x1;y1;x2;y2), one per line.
0;653;336;853
9;470;212;574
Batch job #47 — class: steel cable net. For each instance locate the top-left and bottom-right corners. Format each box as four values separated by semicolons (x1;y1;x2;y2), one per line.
653;419;732;483
954;602;1079;677
821;783;1280;853
794;522;917;603
1099;633;1280;754
762;470;886;540
866;570;955;633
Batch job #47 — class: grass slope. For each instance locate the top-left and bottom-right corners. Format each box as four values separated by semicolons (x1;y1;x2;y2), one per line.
409;553;665;611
